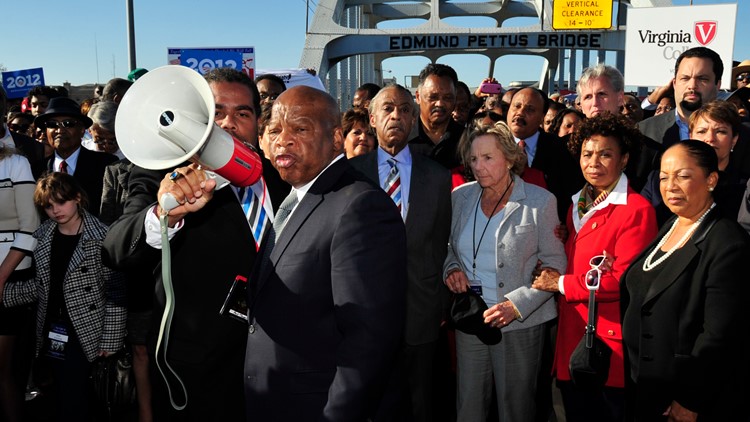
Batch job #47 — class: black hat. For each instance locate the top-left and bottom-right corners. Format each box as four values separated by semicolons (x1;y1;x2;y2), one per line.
34;97;93;128
450;290;502;345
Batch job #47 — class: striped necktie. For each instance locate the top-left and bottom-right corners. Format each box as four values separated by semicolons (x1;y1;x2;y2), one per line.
384;158;402;214
240;177;273;251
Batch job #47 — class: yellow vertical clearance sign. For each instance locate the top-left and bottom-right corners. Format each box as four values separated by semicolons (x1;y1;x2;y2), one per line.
553;0;613;30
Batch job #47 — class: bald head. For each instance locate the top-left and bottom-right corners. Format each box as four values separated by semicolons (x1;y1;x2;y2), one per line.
269;86;344;187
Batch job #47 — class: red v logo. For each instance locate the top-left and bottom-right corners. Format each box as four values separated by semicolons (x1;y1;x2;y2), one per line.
695;21;717;45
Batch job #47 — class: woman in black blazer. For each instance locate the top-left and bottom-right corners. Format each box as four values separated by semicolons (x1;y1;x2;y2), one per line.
621;140;750;421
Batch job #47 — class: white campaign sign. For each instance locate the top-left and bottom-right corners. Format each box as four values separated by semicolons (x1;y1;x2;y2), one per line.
624;4;736;87
255;68;326;91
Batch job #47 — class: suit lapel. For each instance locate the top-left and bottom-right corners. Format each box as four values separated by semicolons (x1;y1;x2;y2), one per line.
642;243;698;304
498;177;525;226
36;222;56;290
573;206;612;243
360;152;379;184
642;212;717;304
256;159;348;293
405;154;429;233
268;191;322;264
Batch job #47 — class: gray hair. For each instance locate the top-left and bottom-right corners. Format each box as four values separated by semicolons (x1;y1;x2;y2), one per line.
577;64;624;97
87;100;118;132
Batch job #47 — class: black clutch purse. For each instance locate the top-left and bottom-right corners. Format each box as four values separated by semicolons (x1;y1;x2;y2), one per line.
450;290;502;345
90;347;137;410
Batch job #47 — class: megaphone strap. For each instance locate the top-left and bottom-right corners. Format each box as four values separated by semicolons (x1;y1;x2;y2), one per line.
155;213;189;411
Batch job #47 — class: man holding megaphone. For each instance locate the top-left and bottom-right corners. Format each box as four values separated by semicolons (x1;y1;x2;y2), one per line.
103;67;289;421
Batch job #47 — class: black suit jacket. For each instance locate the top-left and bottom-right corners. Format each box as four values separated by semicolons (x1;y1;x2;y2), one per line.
530;131;583;220
349;149;451;345
621;209;750;419
10;131;46;179
244;158;407;421
102;157;289;421
48;147;118;218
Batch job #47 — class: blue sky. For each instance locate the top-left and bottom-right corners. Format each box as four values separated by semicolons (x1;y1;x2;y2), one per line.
1;0;746;89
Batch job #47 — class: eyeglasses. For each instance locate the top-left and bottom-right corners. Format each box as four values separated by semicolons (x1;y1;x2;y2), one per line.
620;103;640;112
44;119;79;129
259;93;279;101
8;123;30;132
585;255;606;291
736;74;750;83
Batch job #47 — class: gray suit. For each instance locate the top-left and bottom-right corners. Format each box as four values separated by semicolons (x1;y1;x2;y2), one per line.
637;111;680;147
444;177;566;422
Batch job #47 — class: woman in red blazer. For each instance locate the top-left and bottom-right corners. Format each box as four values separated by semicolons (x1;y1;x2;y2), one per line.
532;114;657;422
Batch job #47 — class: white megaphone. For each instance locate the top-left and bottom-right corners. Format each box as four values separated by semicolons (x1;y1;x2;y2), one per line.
115;65;263;210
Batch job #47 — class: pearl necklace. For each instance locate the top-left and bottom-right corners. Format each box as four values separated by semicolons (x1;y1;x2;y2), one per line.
642;203;715;272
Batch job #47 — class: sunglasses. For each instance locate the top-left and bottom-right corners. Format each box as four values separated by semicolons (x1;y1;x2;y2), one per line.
472;111;503;122
44;119;79;129
8;123;30;132
95;139;118;146
585;255;606;291
259;93;279;101
736;74;750;83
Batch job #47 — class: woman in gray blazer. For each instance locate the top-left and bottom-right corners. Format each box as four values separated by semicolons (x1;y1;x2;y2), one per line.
3;172;126;421
444;122;566;422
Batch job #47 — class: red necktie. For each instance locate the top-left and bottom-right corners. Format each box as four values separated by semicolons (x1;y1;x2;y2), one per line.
59;160;68;174
518;140;529;170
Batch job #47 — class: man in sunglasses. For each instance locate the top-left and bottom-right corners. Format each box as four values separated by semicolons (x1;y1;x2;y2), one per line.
35;97;118;216
732;59;750;90
0;87;46;178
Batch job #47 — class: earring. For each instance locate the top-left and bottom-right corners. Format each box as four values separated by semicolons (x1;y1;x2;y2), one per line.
709;186;714;192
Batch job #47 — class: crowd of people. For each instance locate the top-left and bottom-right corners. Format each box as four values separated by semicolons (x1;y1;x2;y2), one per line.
1;44;749;422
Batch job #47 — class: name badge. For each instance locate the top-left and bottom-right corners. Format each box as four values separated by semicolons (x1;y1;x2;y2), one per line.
45;322;69;360
469;279;483;296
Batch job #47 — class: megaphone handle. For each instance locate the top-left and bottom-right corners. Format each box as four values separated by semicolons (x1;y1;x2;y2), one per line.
159;193;181;213
158;171;230;212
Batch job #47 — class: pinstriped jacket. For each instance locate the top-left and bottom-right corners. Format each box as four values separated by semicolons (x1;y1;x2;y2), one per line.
3;210;127;362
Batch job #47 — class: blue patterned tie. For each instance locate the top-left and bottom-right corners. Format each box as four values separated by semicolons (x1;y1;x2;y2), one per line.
240;177;272;251
384;158;402;215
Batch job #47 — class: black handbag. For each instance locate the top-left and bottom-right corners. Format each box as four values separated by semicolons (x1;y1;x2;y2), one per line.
449;290;502;345
90;347;137;410
568;282;612;389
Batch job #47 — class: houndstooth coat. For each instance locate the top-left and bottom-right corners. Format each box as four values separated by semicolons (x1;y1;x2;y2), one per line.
3;209;127;362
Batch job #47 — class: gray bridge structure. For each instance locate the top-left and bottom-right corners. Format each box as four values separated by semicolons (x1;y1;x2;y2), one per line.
299;0;672;105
